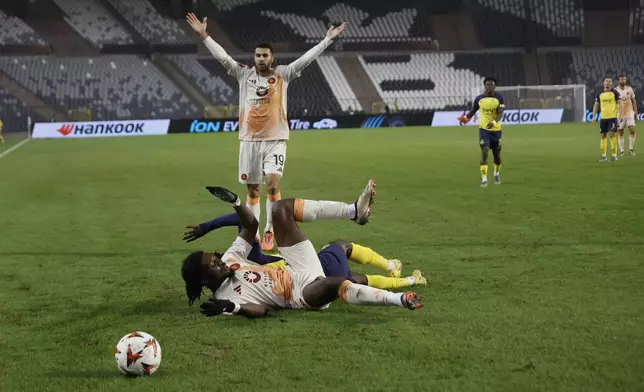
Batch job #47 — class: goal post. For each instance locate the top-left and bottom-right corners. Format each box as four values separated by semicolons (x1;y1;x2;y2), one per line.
472;84;587;123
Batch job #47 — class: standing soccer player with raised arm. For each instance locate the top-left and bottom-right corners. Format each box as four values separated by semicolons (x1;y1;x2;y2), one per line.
186;13;346;252
458;77;505;187
615;75;637;156
592;77;620;162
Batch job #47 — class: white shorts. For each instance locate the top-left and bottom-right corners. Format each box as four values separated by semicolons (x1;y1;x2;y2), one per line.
279;240;330;309
238;140;287;184
618;117;635;130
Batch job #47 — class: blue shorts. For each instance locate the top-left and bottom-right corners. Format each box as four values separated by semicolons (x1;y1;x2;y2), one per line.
479;129;502;149
600;119;618;133
318;242;353;281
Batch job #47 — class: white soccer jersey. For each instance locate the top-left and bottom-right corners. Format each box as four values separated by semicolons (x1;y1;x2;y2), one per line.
616;85;636;118
215;237;297;309
203;36;333;141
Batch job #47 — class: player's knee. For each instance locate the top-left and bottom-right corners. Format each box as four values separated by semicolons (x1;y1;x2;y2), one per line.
330;240;352;256
271;199;294;223
247;184;261;198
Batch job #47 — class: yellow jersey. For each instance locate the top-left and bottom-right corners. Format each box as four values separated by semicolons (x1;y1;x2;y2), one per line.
472;93;505;131
595;89;620;119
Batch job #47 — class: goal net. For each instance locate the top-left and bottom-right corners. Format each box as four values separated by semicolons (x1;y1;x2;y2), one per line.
472;84;587;123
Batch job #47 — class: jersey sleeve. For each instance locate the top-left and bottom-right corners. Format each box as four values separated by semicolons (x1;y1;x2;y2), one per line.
497;94;505;108
203;36;246;81
280;37;333;83
595;93;600;103
275;65;297;83
613;89;621;101
222;236;253;263
470;96;481;113
631;87;636;99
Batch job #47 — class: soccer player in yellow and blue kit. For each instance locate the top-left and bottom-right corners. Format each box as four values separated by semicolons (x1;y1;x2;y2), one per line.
592;77;621;162
459;77;505;187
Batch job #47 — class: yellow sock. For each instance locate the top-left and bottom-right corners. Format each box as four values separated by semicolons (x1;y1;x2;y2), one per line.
480;164;488;179
350;243;389;272
610;135;618;156
600;137;607;155
264;260;287;270
494;164;501;174
366;275;412;289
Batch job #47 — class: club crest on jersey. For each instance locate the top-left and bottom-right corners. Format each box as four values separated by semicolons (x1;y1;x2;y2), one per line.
243;271;261;283
267;77;276;85
230;263;241;271
241;173;247;181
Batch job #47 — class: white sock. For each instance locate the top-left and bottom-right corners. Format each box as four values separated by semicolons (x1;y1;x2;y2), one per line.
407;276;416;286
247;196;261;237
264;193;280;233
619;136;625;152
387;261;397;272
295;199;354;222
339;281;404;307
631;133;636;150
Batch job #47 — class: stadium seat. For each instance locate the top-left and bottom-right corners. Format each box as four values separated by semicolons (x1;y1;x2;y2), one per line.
106;0;193;44
0;56;198;120
631;7;644;44
0;11;48;45
166;55;236;106
359;53;524;111
316;56;362;112
52;0;134;45
0;87;42;131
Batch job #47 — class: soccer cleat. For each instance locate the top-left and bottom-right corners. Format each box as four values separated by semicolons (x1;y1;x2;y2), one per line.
401;292;422;310
620;150;625;157
412;270;427;286
599;156;608;162
611;156;619;162
206;186;240;205
630;149;636;156
480;179;488;188
353;179;376;225
388;259;402;278
494;174;501;185
261;231;274;251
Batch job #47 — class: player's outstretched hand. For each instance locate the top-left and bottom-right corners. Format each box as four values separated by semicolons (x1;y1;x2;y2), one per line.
183;225;206;243
186;13;207;37
327;22;347;39
200;298;234;317
206;186;241;205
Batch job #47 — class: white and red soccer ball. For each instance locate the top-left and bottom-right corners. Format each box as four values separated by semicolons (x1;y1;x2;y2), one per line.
114;331;162;376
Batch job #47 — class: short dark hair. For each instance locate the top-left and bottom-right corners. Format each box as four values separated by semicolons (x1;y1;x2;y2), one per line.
484;76;498;85
182;250;205;306
255;43;273;53
619;75;625;78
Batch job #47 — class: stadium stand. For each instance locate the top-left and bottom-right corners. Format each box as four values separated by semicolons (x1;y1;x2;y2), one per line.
0;87;41;131
631;5;644;44
52;0;134;45
316;56;362;112
0;56;198;120
360;53;524;111
166;55;236;106
210;0;266;11
474;0;583;47
106;0;193;44
0;10;48;45
213;0;432;51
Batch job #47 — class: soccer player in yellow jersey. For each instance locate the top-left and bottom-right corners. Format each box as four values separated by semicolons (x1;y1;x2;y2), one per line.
592;77;621;162
615;75;637;156
459;77;505;187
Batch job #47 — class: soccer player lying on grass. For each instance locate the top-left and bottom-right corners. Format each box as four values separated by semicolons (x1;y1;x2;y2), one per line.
182;212;426;290
181;180;423;318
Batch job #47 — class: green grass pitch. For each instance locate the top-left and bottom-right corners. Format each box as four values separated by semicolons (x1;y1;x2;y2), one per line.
1;124;643;392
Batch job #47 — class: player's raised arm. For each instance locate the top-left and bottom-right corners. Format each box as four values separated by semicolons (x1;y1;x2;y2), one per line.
283;22;346;80
459;97;480;125
186;13;244;79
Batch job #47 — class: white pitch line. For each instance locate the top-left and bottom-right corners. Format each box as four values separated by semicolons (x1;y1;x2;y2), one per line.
0;138;31;160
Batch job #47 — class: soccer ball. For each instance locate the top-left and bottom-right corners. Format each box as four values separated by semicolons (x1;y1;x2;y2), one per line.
114;331;162;376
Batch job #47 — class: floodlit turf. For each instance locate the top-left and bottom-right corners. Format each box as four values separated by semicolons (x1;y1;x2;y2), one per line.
1;124;643;391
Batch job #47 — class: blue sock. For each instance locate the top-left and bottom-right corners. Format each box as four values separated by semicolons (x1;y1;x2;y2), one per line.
199;212;241;233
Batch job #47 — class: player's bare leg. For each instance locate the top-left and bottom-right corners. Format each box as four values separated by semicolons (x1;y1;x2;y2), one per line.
618;128;626;156
480;146;489;187
629;125;636;155
262;173;282;251
246;184;261;241
492;145;502;185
